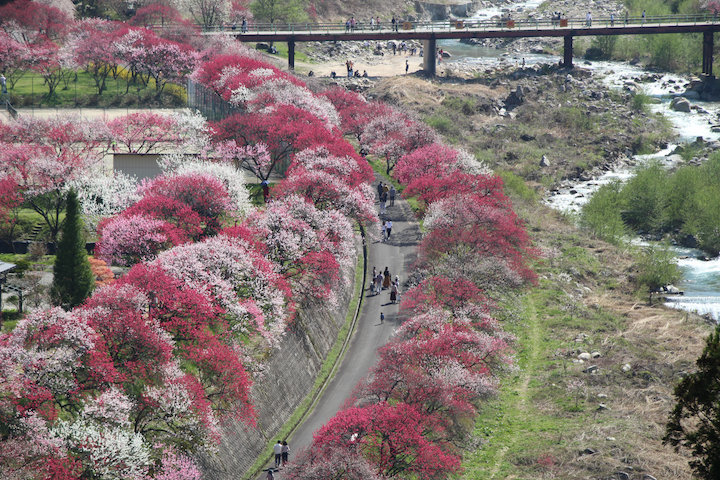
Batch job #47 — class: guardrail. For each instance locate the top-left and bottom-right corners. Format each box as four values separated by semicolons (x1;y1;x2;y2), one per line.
140;13;720;35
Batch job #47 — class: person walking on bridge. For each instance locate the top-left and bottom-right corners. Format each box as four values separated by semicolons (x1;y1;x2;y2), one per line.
585;11;592;26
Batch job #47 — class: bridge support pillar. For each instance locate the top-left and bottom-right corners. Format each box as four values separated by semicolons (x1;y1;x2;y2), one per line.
702;31;714;76
563;35;573;68
288;40;295;70
423;37;436;76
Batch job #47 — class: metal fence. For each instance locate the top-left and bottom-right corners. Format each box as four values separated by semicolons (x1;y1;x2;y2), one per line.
187;78;242;122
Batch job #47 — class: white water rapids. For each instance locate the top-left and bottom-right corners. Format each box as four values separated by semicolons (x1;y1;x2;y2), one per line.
444;1;720;320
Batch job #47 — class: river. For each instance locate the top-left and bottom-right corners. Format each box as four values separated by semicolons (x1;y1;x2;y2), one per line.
439;1;720;321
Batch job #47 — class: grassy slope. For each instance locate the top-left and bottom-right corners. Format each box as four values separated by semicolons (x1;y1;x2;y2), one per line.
361;72;711;478
464;203;711;479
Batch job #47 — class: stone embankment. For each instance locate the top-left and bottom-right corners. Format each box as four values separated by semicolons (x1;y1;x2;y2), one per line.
200;254;358;479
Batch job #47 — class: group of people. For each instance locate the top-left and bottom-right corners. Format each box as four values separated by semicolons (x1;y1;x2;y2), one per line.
370;266;400;303
230;17;248;32
344;16;401;32
269;440;290;475
377;181;396;215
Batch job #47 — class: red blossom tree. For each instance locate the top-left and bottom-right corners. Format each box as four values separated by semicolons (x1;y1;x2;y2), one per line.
420;193;536;283
0;0;71;43
311;402;461;479
211;105;352;181
403;171;506;212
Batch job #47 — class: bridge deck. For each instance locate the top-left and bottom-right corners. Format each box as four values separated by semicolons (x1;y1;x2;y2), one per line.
200;16;720;42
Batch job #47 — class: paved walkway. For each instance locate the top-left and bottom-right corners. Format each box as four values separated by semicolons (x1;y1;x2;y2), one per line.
259;179;420;476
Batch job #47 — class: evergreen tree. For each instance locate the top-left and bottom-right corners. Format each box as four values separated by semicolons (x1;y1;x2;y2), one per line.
664;324;720;480
51;189;94;309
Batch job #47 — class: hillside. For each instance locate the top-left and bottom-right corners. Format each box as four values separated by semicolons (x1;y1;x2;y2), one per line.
355;69;713;479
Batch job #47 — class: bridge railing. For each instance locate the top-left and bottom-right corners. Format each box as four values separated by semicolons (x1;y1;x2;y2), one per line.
175;13;720;35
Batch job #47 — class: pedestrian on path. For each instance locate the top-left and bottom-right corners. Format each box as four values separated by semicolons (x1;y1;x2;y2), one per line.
381;222;387;241
390;282;398;303
384;220;392;240
389;185;396;206
273;440;283;468
383;267;391;289
281;441;289;466
375;273;383;293
405;59;409;74
379;196;386;215
585;11;592;26
266;469;275;480
377;181;384;200
380;311;385;323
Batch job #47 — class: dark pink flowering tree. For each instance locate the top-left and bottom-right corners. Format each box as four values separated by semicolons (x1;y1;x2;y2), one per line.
311;402;461;479
420;193;536;283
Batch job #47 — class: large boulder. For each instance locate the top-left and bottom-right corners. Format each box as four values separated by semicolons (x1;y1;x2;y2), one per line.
670;97;691;113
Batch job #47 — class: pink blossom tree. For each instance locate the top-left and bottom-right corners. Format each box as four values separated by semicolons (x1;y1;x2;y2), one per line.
0;117;108;242
72;21;122;95
108;112;183;154
273;147;376;227
151;235;294;345
361;112;438;175
245;196;355;301
95;214;182;267
0;30;31;89
285;445;383;480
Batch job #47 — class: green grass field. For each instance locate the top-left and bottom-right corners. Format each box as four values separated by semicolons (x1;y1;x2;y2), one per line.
5;69;186;107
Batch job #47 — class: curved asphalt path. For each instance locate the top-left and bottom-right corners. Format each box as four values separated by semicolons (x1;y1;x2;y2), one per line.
259;179;421;476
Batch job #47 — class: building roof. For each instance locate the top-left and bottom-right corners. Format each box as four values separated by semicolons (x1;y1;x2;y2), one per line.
0;262;16;277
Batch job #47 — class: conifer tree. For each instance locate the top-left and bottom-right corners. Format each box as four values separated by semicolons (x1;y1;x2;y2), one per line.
664;324;720;480
51;189;94;309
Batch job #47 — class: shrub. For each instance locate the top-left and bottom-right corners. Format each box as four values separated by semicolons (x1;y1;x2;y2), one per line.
580;181;627;244
634;243;682;296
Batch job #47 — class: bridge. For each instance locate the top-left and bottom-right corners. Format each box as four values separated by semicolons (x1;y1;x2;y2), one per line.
203;14;720;75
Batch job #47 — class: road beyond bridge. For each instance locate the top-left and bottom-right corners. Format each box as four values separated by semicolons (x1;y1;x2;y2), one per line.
204;15;720;75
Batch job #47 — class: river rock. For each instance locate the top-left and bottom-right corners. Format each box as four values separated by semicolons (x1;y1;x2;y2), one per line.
615;472;630;480
539;155;550;167
670;97;691;113
591;351;601;358
622;363;632;372
578;352;592;361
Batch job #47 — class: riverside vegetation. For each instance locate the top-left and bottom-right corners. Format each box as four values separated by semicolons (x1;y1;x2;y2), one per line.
358;62;715;478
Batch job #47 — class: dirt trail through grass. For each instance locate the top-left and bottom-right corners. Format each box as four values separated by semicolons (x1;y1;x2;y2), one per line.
463;294;549;479
488;297;540;479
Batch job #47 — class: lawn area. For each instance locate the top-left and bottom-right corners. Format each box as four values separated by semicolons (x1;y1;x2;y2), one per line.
5;69;186;107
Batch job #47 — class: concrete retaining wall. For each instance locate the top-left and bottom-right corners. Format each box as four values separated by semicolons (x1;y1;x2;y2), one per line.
199;255;358;479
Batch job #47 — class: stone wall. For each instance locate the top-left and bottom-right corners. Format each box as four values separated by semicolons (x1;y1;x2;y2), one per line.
199;251;358;479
